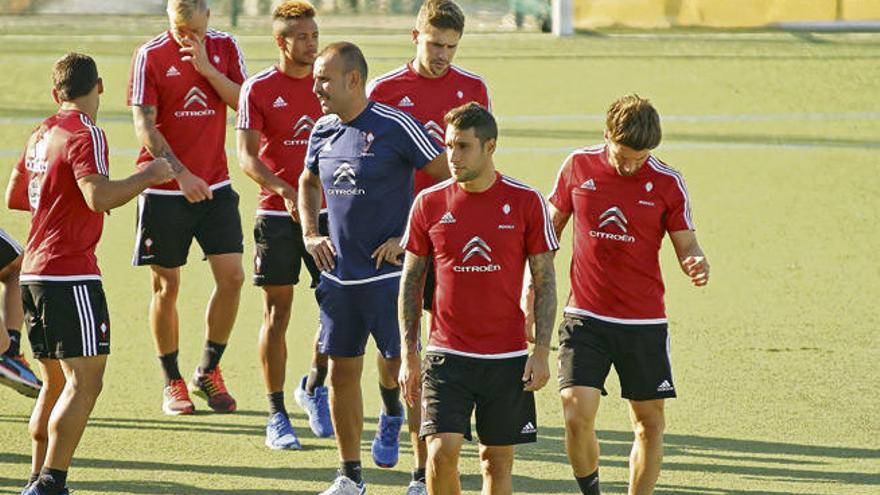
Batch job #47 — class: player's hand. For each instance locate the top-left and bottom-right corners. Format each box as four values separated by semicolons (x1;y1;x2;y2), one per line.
179;34;216;78
398;352;422;408
522;284;536;343
282;191;300;223
371;237;404;270
522;346;550;392
305;234;336;271
682;256;709;287
176;169;212;203
143;157;176;185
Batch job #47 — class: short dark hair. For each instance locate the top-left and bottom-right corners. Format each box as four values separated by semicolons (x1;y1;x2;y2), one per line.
52;53;99;102
416;0;465;34
444;102;497;144
319;42;368;85
606;94;662;150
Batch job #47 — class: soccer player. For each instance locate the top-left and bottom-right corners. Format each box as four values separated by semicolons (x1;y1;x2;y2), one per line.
0;229;42;397
236;0;326;449
299;42;448;495
5;53;174;495
547;95;710;495
398;102;558;495
127;0;248;415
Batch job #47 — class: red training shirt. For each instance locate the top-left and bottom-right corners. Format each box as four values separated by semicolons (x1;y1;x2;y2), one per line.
127;29;247;193
403;173;559;358
548;144;695;324
367;62;491;195
14;109;109;282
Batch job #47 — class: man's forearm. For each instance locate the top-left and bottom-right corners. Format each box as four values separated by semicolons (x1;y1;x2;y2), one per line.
399;252;428;356
134;106;187;175
205;70;241;110
79;171;156;212
298;175;322;236
529;252;557;349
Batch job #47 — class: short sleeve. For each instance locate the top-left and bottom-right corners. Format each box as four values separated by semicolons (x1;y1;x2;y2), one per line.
547;154;575;214
67;128;109;179
236;79;263;131
477;80;492;113
226;36;248;84
524;191;559;255
128;46;158;106
663;175;695;232
14;149;26;174
304;124;322;176
393;109;443;169
402;194;432;256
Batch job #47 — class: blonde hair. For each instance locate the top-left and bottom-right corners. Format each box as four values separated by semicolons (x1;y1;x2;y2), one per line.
273;0;316;36
167;0;207;26
606;94;662;151
416;0;465;34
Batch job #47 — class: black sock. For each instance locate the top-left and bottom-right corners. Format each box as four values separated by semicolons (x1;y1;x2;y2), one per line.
576;469;600;495
159;351;182;384
35;467;66;492
268;391;286;416
340;461;362;484
199;340;226;373
412;467;426;483
305;364;327;395
379;384;403;417
6;329;21;356
28;471;40;485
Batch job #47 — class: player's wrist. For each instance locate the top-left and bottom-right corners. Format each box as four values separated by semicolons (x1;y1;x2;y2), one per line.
531;344;551;357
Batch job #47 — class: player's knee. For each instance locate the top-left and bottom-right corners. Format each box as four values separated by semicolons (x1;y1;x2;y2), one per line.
563;406;595;435
428;441;460;474
264;304;291;329
217;267;245;292
29;419;49;444
633;416;665;443
151;274;180;300
479;450;513;480
0;255;21;282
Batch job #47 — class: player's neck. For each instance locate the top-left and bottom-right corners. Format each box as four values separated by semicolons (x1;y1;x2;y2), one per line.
59;101;97;122
278;58;312;79
338;96;369;123
459;166;497;193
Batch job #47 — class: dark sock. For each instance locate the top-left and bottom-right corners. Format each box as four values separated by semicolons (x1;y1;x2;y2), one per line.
35;467;66;492
305;364;327;395
268;391;286;416
341;461;362;484
379;384;403;417
576;469;600;495
159;351;182;384
412;467;426;483
6;329;21;356
199;340;226;373
28;471;40;485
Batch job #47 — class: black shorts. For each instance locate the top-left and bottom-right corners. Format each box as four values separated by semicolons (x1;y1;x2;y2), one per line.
422;259;436;311
132;186;244;268
0;229;23;270
252;213;327;287
420;352;537;446
557;314;676;401
22;281;110;360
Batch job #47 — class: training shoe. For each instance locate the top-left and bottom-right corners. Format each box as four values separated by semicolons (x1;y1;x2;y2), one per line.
294;374;333;438
371;403;404;468
405;480;427;495
162;378;195;415
20;485;70;495
319;475;366;495
189;366;237;413
265;411;301;450
0;354;42;398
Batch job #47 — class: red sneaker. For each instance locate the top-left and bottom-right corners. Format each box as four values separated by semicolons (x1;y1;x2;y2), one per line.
189;367;237;413
162;378;195;415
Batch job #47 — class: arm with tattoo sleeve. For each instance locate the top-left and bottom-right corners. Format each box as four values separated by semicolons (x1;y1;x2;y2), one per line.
398;251;429;407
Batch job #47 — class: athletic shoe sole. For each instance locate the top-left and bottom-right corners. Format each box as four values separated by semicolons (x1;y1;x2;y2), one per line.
0;370;40;398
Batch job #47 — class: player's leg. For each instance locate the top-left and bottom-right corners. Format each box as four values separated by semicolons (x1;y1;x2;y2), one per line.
627;399;665;495
406;266;436;491
326;354;366;491
189;187;244;413
368;281;405;470
27;359;64;487
149;265;194;415
425;433;464;495
0;252;42;397
557;315;613;494
478;444;514;495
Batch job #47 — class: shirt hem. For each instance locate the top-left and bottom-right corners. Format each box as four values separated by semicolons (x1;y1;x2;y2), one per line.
564;306;667;325
425;346;529;360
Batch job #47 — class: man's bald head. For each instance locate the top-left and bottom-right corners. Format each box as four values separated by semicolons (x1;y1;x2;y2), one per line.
317;41;368;87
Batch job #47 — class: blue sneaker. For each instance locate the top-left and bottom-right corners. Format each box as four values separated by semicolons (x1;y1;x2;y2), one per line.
294;375;334;438
371;403;404;468
20;485;69;495
0;354;42;398
265;412;301;450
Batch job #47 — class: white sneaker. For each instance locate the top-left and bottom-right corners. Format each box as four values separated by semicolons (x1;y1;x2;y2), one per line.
405;480;427;495
320;475;366;495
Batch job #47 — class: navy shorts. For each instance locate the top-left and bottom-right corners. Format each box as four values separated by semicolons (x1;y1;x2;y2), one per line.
315;278;400;358
0;229;23;270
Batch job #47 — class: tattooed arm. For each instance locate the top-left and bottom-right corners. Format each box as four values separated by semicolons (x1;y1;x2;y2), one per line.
524;205;569;341
132;104;211;203
522;251;557;392
398;251;429;407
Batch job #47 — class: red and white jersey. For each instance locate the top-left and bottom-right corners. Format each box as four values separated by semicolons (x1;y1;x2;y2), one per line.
403;172;558;358
548;144;695;324
127;29;247;193
367;62;491;195
14;109;109;282
236;66;323;214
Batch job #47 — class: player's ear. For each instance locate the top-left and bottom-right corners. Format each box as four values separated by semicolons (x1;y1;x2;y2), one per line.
484;138;497;155
411;29;419;45
274;34;285;51
96;78;104;96
51;88;61;105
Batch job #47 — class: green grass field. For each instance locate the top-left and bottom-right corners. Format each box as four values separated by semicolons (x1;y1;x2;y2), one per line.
0;13;878;495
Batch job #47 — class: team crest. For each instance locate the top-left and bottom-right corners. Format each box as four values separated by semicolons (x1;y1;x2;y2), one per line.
362;131;375;154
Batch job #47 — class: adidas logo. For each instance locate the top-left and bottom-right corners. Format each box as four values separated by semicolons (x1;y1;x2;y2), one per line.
657;380;674;392
398;96;415;107
440;211;456;224
166;65;181;77
272;96;288;108
581;178;596;190
520;421;536;434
